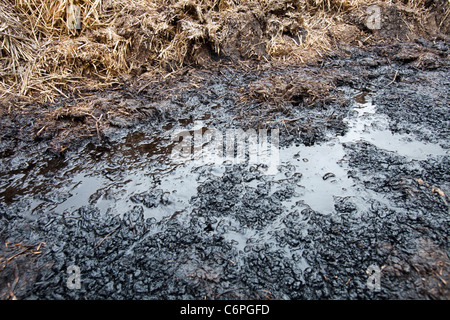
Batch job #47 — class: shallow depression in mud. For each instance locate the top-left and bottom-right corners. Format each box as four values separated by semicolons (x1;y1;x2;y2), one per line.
1;88;449;299
275;93;447;214
2;92;448;221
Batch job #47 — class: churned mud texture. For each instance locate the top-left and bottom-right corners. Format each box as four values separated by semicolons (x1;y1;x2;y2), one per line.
1;0;450;300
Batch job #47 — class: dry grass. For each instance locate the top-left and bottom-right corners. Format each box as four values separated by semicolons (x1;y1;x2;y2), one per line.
304;0;361;12
245;71;334;108
0;0;447;102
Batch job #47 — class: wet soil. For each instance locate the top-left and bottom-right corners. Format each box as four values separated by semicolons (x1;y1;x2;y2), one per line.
0;39;449;299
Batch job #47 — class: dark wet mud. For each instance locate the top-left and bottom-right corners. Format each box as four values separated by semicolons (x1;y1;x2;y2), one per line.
1;40;449;299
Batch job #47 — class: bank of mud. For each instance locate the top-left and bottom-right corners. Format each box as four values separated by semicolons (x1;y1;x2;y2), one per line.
1;37;449;299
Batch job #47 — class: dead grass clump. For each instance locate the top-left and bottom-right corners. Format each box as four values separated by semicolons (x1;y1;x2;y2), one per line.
0;0;448;102
304;0;361;13
264;0;364;62
0;4;38;96
41;33;130;78
11;0;104;35
1;0;129;99
0;5;36;73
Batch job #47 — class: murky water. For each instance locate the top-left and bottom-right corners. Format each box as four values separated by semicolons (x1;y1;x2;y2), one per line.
277;93;447;214
6;94;434;282
1;89;448;300
1;93;446;224
343;95;446;160
1;91;447;283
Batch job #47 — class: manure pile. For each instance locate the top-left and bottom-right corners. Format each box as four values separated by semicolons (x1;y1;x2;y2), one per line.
1;0;448;101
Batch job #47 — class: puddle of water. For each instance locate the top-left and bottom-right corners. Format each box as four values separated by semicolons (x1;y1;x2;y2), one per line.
54;174;107;214
1;91;447;294
26;126;227;221
272;92;447;214
2;93;447;263
342;96;447;160
4;93;446;220
276;141;354;213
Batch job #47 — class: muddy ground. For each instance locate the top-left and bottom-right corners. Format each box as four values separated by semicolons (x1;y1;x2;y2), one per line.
0;38;449;300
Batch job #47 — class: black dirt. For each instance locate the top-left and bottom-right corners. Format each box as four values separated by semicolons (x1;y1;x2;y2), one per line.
0;40;449;300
